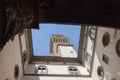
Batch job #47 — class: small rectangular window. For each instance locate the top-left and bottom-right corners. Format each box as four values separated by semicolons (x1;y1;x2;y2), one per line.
68;67;79;75
36;66;47;74
102;54;109;64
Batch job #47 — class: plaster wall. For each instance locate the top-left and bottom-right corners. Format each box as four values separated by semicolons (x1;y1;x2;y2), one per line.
95;27;120;80
20;31;29;69
58;46;77;58
25;64;89;75
20;32;27;52
91;53;105;80
83;26;103;80
23;76;93;80
0;35;23;80
84;33;94;72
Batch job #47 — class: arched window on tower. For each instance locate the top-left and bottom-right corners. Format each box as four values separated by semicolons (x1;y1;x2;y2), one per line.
53;38;56;42
35;66;48;74
61;39;62;43
68;66;79;75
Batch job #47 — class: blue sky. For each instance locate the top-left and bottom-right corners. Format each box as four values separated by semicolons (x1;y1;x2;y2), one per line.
32;24;81;56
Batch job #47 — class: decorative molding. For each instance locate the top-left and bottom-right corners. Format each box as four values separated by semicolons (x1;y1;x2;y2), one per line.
97;66;104;80
31;56;79;63
102;32;110;47
116;39;120;57
14;64;19;79
24;73;90;77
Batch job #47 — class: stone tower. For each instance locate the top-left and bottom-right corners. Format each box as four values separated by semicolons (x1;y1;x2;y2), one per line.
50;34;77;58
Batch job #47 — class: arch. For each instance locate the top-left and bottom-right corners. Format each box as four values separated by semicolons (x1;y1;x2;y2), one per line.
89;27;96;41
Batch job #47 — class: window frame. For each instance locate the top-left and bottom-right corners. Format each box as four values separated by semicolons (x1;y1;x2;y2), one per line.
68;66;80;75
35;66;48;74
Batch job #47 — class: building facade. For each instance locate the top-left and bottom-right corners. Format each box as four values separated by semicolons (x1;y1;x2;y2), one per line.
0;26;120;80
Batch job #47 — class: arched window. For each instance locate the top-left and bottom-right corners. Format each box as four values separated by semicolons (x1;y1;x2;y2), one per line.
61;39;62;42
86;52;92;66
56;39;57;42
35;66;48;74
53;38;56;42
53;38;58;43
68;66;79;75
89;27;96;41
